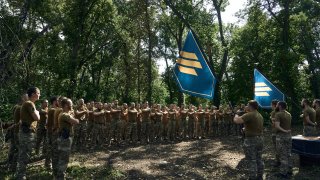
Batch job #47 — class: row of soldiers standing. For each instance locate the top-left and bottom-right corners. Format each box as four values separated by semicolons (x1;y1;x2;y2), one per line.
70;100;244;148
6;90;246;179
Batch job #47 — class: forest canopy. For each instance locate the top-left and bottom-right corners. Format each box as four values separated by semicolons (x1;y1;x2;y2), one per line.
1;0;320;121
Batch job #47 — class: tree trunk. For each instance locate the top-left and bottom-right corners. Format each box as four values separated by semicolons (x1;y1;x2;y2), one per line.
137;38;141;103
145;0;153;103
212;0;229;107
164;47;173;103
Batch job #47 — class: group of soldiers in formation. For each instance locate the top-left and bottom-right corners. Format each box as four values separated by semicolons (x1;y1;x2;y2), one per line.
4;86;320;180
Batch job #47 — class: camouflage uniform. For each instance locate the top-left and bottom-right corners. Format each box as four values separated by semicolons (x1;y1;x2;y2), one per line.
196;110;205;138
302;106;317;136
162;110;169;141
180;110;187;139
105;110;112;145
127;109;138;143
241;110;264;179
276;134;292;175
7;105;21;172
204;110;210;138
243;136;264;179
16;101;37;180
187;110;195;139
57;112;74;180
168;110;177;141
35;108;47;155
141;108;152;143
52;108;63;178
270;110;279;165
154;111;163;141
92;109;106;147
275;110;293;176
111;107;121;143
74;105;88;149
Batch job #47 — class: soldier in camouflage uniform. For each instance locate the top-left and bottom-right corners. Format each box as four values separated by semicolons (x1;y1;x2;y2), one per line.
52;96;65;178
154;105;163;142
234;100;264;180
86;101;95;143
270;100;280;166
121;103;128;142
187;105;197;139
196;105;205;139
111;100;122;144
204;106;210;138
35;99;48;155
45;96;59;170
274;101;292;178
74;99;88;150
7;94;28;172
224;107;234;136
161;106;169;141
168;104;177;141
56;98;79;180
210;106;217;137
127;103;138;143
179;104;188;139
141;102;152;143
136;104;142;142
104;103;112;146
301;99;317;136
92;102;106;148
16;87;40;180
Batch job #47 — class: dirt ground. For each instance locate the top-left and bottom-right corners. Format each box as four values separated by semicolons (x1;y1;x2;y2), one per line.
1;126;320;179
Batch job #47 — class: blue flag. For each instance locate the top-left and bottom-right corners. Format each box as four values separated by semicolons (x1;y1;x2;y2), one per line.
173;31;216;100
254;69;285;109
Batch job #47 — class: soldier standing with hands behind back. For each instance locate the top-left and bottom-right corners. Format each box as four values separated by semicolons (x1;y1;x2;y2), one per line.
234;100;264;180
274;101;292;178
301;99;317;136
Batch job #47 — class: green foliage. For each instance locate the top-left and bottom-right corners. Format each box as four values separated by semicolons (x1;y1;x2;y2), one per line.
0;0;319;119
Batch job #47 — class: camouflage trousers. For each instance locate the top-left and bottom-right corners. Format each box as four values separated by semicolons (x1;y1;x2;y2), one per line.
7;134;19;172
105;122;111;145
271;133;280;164
127;122;138;142
168;120;176;141
204;119;210;137
56;137;72;180
162;123;168;140
74;121;87;148
92;123;106;147
180;118;187;139
16;130;35;179
52;132;60;177
86;121;94;142
212;121;218;137
276;134;292;175
196;119;205;137
154;121;161;141
35;127;47;155
121;121;127;141
45;132;53;169
111;119;121;142
243;136;264;179
141;120;152;143
303;125;317;137
188;119;195;138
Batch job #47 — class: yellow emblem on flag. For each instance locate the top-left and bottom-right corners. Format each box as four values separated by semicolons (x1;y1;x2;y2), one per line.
176;51;202;76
